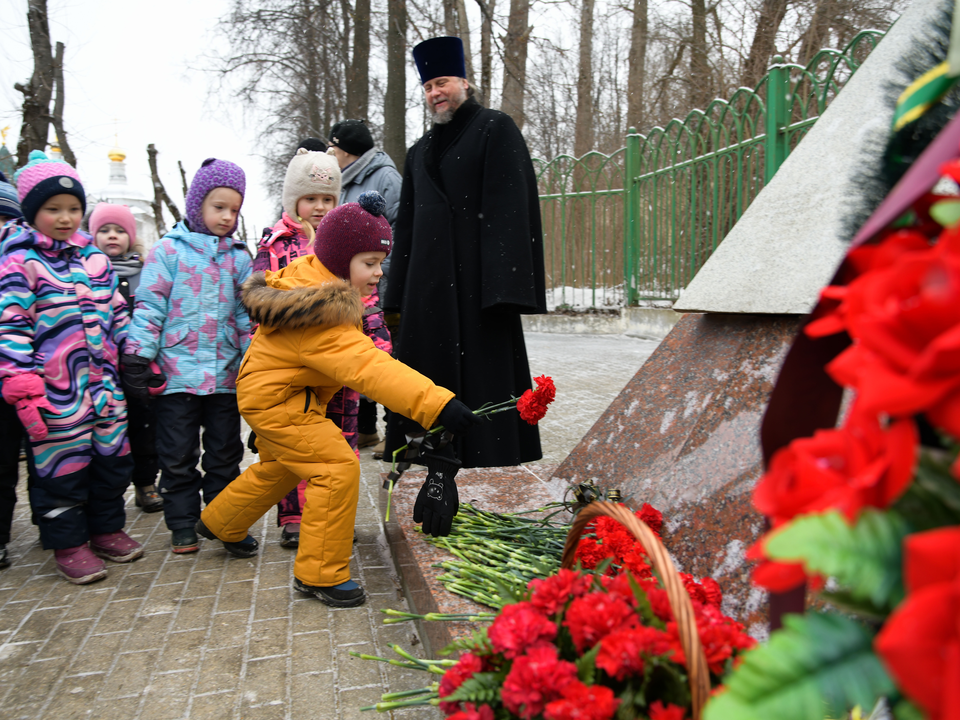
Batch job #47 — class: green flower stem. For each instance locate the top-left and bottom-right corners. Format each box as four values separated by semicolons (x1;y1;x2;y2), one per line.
380;687;438;700
361;697;439;712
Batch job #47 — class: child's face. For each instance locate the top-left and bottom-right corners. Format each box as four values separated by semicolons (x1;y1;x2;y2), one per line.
349;251;386;296
296;194;337;230
95;223;131;257
34;194;83;241
201;187;243;237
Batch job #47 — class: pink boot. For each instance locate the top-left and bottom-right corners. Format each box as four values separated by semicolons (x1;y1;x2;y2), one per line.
90;531;144;563
54;545;107;584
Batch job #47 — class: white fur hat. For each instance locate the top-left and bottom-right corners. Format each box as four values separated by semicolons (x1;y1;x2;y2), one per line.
281;148;342;220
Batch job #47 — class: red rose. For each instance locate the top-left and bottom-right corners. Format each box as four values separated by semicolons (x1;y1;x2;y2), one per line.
825;226;960;436
487;602;557;659
528;568;593;617
439;652;486;714
746;532;808;592
875;527;960;720
649;700;686;720
564;591;640;652
596;625;673;680
502;644;579;720
543;680;621;720
752;412;917;524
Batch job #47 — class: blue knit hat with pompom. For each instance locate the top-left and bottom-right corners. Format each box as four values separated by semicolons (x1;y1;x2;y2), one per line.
313;191;392;280
0;171;22;221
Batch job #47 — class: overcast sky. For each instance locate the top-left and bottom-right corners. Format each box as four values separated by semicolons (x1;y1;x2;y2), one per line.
0;0;281;238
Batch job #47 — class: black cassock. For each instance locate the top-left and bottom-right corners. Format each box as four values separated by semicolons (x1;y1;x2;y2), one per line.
382;97;547;468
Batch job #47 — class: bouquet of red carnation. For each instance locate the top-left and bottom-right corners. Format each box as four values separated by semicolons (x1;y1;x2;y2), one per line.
517;375;557;425
438;564;754;720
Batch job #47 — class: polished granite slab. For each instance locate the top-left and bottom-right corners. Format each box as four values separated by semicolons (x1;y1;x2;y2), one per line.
380;464;561;657
552;313;803;635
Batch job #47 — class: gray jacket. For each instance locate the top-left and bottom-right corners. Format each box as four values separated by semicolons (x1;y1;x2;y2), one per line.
340;149;402;285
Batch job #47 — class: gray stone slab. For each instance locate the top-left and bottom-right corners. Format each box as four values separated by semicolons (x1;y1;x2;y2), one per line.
673;0;946;314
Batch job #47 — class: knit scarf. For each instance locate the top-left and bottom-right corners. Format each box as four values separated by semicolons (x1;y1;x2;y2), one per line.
110;253;144;294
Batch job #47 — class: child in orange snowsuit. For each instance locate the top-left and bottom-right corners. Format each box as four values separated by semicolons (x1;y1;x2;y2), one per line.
197;192;476;607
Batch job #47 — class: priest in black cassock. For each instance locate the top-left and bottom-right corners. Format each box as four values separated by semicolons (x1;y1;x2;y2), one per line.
382;36;547;468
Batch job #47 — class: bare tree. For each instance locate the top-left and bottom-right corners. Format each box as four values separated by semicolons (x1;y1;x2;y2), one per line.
476;0;497;103
501;0;531;128
384;0;408;171
689;0;711;108
741;0;789;88
50;41;76;167
147;144;183;238
574;0;595;157
15;0;55;166
347;0;371;118
626;0;648;130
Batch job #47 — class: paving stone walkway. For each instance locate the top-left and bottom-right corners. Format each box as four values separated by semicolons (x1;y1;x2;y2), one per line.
0;332;658;720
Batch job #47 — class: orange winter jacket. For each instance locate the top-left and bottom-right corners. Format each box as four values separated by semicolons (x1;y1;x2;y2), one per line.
237;254;453;436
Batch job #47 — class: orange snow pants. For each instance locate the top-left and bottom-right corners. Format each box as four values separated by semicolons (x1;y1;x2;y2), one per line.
200;416;360;587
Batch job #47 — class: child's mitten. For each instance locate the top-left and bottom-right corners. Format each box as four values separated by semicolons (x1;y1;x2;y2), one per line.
413;452;461;536
121;354;166;402
2;373;58;441
435;398;481;436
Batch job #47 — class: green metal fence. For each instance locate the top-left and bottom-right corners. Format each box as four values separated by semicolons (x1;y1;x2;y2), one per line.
535;29;886;307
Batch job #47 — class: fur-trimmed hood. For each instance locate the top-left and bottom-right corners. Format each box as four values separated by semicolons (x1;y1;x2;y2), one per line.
242;255;364;331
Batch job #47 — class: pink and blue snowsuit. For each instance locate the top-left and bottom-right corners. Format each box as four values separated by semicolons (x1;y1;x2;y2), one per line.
0;221;132;550
126;221;252;531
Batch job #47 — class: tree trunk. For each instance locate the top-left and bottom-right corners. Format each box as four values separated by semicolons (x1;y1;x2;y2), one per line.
177;160;189;199
147;144;182;237
799;0;832;68
457;0;475;86
689;0;710;109
50;41;76;167
476;0;496;104
384;0;407;172
501;0;531;129
15;0;55;166
574;0;595;157
306;0;322;134
626;0;647;131
741;0;788;88
347;0;370;118
444;0;458;35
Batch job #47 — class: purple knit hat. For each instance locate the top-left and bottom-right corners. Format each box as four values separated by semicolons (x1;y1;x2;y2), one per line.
14;150;85;225
184;158;246;235
314;192;393;279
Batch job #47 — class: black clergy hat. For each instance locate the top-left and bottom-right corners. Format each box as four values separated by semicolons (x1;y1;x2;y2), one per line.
413;37;466;85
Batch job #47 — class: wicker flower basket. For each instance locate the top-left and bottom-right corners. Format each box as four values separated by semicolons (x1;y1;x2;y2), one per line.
560;501;712;720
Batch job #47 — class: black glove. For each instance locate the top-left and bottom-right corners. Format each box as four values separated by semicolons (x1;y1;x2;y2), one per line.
435;398;481;436
121;354;165;403
247;430;259;454
413;452;461;536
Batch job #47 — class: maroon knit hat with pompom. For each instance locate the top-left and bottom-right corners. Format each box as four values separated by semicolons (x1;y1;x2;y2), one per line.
313;191;392;279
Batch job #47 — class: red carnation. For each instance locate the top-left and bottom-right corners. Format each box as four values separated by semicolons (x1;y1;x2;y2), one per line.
596;625;673;680
439;652;486;714
517;375;556;425
447;703;495;720
752;412;917;524
529;568;593;617
638;503;663;536
875;527;960;720
564;591;639;652
488;602;557;659
649;700;687;720
700;577;723;608
544;680;621;720
502;644;579;719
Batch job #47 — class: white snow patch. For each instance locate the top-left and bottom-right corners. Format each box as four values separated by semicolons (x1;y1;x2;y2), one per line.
659;409;676;435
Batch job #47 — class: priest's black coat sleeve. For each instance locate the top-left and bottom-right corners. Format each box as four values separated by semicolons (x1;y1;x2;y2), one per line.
478;114;547;314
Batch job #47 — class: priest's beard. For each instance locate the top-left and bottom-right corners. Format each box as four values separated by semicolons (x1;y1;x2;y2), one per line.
430;85;468;125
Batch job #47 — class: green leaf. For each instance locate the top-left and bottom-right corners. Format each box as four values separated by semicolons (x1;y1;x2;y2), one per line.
444;671;503;706
893;699;925;720
703;612;896;720
764;509;906;610
894;449;960;531
628;573;666;630
576;643;600;685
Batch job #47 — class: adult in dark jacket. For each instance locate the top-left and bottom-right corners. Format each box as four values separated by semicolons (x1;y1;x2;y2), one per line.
382;36;547;468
